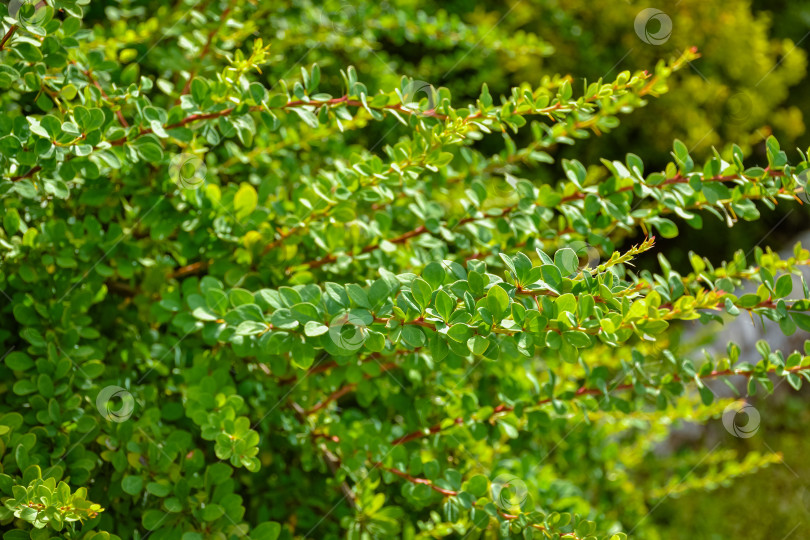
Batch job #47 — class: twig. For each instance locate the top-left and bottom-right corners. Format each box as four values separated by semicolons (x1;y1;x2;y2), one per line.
390;363;810;445
0;25;17;51
290;402;356;508
84;69;129;127
177;0;236;100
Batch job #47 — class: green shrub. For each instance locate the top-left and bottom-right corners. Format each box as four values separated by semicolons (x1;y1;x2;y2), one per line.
1;2;810;539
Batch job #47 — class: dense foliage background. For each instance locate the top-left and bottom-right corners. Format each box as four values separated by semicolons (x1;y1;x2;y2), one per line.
1;1;810;539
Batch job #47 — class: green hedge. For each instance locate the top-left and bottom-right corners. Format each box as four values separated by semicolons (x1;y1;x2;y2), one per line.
1;2;809;539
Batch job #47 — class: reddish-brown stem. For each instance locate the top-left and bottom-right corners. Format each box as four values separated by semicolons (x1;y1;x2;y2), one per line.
113;93;442;148
108;107;253;147
279;67;658;125
516;281;647;299
84;69;129;127
1;1;48;52
298;225;429;271
559;169;785;203
169;260;210;279
376;464;459;496
304;362;399;414
312;432;340;443
267;73;669;258
375;464;582;537
3;70;663;185
390;363;810;445
290;170;786;271
9;165;42;182
373;316;436;329
0;25;17;51
372;294;791;345
305;384;356;415
107;281;137;297
280;348;424;386
177;0;235;100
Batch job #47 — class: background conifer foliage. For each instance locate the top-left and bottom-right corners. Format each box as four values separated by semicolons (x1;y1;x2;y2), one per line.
1;1;810;539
